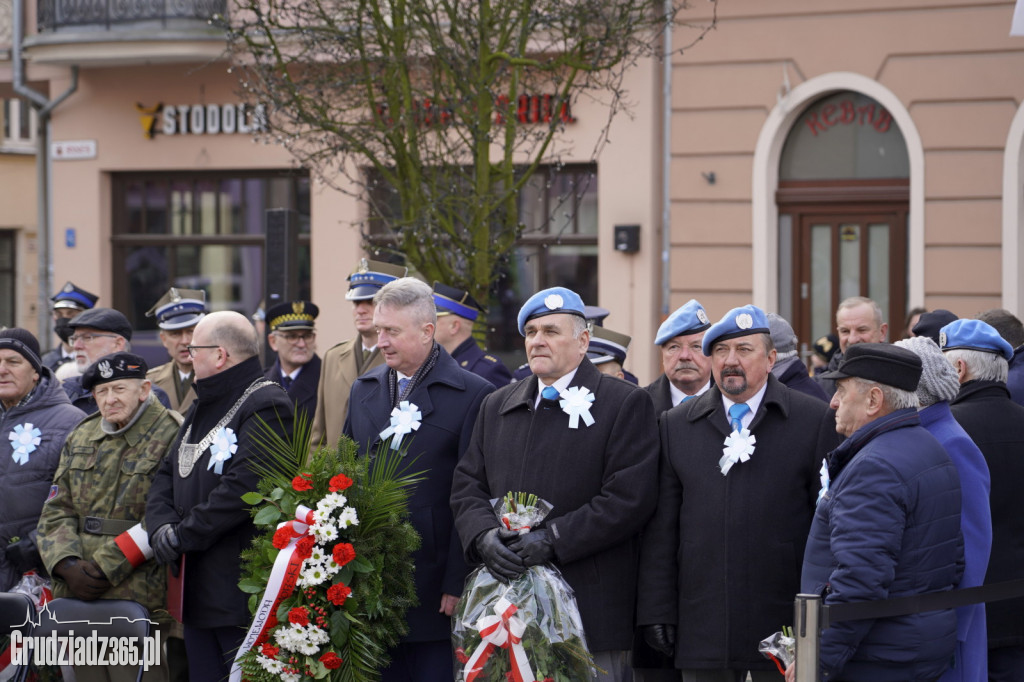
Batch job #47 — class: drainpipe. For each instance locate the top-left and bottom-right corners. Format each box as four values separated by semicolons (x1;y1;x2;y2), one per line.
660;0;673;320
12;0;78;341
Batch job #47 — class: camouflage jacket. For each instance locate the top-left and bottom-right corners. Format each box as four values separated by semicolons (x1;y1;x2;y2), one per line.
37;396;182;620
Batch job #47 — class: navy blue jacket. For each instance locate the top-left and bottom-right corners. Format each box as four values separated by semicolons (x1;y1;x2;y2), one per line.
773;356;829;402
450;337;511;388
344;346;493;643
918;402;991;682
801;408;964;682
1006;346;1024;408
264;354;321;424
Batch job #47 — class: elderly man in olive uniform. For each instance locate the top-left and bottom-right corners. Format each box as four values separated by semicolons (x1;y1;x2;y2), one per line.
146;287;207;413
310;259;406;449
645;299;713;414
452;286;659;681
38;352;182;682
41;281;99;373
432;281;512;388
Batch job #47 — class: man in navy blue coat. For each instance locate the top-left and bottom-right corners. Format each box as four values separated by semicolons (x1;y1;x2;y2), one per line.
344;277;494;682
794;343;963;682
264;300;322;423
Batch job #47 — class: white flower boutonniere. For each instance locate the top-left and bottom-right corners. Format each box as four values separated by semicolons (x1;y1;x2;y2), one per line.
379;401;422;450
208;427;238;475
719;429;756;475
558;386;596;429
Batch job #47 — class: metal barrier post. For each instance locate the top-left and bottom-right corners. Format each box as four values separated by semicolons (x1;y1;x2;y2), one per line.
793;593;821;682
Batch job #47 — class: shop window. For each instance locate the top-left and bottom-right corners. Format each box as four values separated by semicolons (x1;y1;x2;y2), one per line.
0;230;14;326
366;163;598;366
111;170;310;364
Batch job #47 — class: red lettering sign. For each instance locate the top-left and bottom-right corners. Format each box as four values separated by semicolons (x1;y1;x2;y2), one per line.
804;99;892;137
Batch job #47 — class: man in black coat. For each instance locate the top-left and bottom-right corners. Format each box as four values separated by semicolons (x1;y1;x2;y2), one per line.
941;318;1024;682
451;286;659;681
638;304;842;682
264;299;322;422
146;311;294;680
645;298;713;414
345;278;494;682
432;281;512;388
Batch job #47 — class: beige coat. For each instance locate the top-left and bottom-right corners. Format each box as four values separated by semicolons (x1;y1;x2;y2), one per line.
310;338;384;449
147;361;197;414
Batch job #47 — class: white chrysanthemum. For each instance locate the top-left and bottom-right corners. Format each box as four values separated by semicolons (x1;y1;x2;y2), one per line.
324;557;342;575
336;506;359;528
275;623;328;655
257;654;284;674
298;562;329;587
308;546;326;564
312;508;333;525
311;523;339;543
316;492;347;514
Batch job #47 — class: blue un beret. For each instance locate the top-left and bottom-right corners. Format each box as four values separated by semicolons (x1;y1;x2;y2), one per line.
655;299;711;346
517;287;586;336
939;319;1014;361
701;304;771;356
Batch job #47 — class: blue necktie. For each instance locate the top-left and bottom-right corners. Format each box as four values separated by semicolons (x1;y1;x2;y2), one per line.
728;403;750;432
681;394;695;404
541;386;560;401
280;375;293;391
398;377;410;396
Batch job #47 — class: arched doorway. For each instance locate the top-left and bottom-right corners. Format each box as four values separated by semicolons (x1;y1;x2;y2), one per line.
776;91;910;347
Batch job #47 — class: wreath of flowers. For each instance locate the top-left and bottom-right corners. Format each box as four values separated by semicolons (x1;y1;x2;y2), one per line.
236;421;422;682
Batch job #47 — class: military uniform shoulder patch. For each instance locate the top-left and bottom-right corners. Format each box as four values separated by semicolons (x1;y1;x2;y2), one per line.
483;355;499;363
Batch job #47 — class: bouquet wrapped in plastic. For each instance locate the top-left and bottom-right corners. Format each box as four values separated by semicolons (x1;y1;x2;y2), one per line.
452;492;596;682
758;626;795;675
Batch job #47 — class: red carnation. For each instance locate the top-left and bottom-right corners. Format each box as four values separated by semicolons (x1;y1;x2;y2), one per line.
455;647;469;664
326;582;352;606
319;651;343;670
332;542;356;567
272;526;293;549
295;535;315;560
292;473;314;491
329;473;353;492
260;643;279;658
288;606;310;626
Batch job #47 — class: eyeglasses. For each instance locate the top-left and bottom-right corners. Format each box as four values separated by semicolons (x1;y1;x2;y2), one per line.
186;345;220;357
274;331;315;343
69;333;118;344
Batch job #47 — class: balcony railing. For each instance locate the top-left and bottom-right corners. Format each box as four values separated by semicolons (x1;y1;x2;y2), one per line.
37;0;226;33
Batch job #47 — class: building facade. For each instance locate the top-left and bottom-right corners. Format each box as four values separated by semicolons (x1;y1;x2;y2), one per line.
2;0;1024;379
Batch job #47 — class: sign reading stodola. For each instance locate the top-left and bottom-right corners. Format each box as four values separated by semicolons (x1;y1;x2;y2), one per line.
136;103;269;139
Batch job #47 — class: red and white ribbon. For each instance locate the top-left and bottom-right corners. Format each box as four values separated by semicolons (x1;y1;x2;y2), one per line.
114;523;154;568
229;505;314;682
463;597;535;682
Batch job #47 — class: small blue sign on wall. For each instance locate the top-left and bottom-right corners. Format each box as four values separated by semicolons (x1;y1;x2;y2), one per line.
65;228;76;248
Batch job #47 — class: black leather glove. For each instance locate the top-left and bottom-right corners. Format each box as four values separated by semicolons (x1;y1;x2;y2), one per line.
5;537;43;574
475;527;525;584
151;524;182;566
507;529;555;567
643;624;677;658
55;558;111;601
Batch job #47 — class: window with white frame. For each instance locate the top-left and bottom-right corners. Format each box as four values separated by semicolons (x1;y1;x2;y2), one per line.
2;98;36;152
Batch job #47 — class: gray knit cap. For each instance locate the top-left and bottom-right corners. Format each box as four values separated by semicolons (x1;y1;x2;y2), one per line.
766;313;798;354
894;335;959;406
